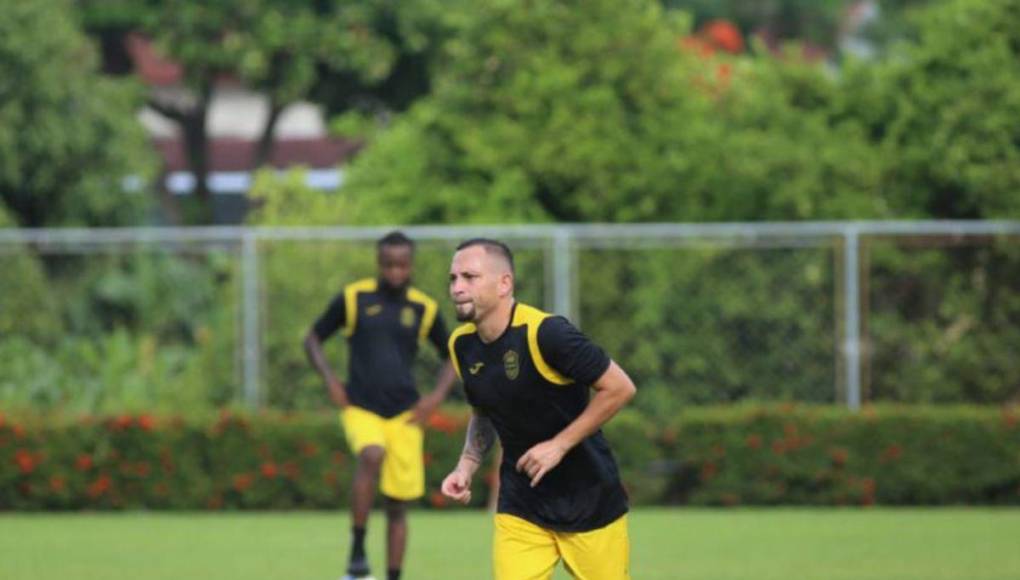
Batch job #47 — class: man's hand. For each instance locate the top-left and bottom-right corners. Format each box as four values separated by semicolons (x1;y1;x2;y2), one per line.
516;439;568;488
327;376;349;409
407;392;442;426
440;467;473;504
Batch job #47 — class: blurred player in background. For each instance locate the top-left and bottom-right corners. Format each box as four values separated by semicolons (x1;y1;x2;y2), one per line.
305;231;457;580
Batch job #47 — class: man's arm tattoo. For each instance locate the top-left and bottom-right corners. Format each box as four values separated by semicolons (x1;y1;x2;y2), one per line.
462;414;496;464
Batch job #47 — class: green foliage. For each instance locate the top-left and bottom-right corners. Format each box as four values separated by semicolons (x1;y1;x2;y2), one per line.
837;0;1020;219
665;405;1020;506
143;0;397;101
0;207;62;343
579;247;837;413
0;247;240;413
341;0;885;224
0;0;153;227
3;405;1017;509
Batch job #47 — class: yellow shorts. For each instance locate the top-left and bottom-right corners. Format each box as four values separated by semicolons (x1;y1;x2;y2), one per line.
493;513;630;580
339;406;424;501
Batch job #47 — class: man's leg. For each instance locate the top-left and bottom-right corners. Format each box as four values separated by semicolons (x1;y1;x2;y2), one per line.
348;445;385;576
493;514;560;580
384;497;408;580
556;515;630;580
377;409;424;580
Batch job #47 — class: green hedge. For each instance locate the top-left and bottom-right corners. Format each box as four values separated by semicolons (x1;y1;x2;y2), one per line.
2;405;1018;510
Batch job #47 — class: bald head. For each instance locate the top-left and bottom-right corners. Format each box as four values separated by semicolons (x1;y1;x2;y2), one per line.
449;239;516;323
455;238;515;275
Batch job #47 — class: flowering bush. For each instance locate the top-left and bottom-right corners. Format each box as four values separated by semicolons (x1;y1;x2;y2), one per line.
2;405;1017;510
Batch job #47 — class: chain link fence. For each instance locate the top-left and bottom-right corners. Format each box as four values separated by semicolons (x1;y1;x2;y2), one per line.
2;222;1018;414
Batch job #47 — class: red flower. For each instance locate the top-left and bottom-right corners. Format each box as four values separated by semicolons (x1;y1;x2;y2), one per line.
49;475;67;493
829;448;849;467
14;449;37;474
702;19;744;54
427;412;460;435
12;424;25;439
711;444;726;458
233;473;255;491
136;462;152;477
880;444;903;463
771;440;787;455
282;461;300;480
76;454;93;471
87;475;112;498
700;462;718;481
159;448;175;473
332;451;346;465
299;442;319;458
678;36;715;58
746;434;763;449
718;62;734;83
260;462;279;479
137;414;156;432
429;491;448;508
1003;409;1017;429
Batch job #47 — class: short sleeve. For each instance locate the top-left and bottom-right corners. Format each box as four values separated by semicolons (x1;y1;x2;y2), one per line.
311;294;346;341
536;316;611;386
428;312;451;359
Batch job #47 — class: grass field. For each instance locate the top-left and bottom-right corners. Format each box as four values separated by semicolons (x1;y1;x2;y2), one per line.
1;508;1018;579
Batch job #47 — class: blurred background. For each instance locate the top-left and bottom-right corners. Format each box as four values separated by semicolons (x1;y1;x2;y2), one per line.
1;1;1019;576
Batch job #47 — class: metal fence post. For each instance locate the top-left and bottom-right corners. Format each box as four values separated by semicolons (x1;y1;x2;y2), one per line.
552;228;575;322
843;227;862;411
241;230;261;408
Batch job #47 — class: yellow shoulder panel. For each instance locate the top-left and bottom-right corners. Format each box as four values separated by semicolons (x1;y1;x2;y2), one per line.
512;303;573;386
406;287;439;341
447;323;478;380
343;278;377;337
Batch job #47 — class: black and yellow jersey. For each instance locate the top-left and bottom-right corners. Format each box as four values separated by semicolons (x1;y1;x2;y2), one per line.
448;302;628;532
313;278;449;418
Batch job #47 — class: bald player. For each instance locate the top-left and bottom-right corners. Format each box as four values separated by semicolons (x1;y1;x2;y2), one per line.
441;238;637;580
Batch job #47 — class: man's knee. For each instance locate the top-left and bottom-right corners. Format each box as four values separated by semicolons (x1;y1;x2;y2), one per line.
359;445;385;469
385;497;407;523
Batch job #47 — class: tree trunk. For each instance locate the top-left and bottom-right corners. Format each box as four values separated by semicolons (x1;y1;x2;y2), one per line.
254;98;285;170
181;84;214;223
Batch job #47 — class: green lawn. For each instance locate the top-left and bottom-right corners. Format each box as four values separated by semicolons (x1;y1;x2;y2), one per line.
1;508;1018;579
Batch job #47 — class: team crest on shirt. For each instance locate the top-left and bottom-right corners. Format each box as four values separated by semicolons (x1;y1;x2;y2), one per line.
503;350;520;380
400;306;416;328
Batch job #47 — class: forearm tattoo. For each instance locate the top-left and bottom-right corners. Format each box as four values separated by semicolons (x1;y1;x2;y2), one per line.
462;414;496;464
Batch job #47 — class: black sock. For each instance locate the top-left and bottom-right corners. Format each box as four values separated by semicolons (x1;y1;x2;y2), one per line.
351;526;367;560
387;569;401;580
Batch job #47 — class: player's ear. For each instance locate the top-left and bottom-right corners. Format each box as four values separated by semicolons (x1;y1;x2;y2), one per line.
498;271;514;297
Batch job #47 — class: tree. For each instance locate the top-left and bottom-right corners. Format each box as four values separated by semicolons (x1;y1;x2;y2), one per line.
340;0;884;224
837;0;1020;219
0;0;153;227
76;0;453;224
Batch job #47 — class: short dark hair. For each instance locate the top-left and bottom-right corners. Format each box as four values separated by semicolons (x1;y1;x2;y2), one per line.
456;238;515;274
378;231;415;253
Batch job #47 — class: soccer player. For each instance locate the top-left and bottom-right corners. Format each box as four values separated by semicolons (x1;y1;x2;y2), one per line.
441;238;637;580
305;231;457;580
